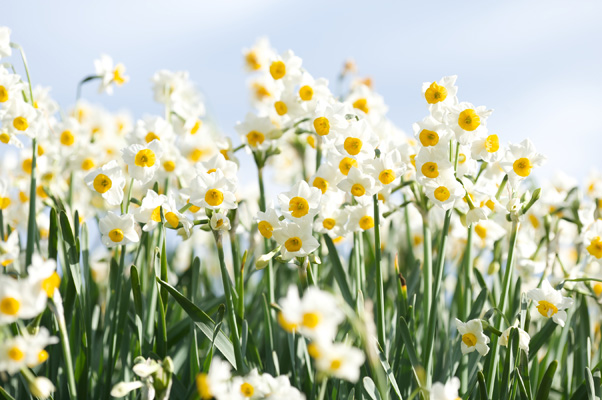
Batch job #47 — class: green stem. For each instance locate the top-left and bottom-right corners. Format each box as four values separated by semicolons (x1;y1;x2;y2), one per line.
373;194;386;351
424;208;452;386
317;378;328;400
25;138;37;267
214;231;244;371
353;232;363;296
257;165;275;305
10;43;34;103
485;219;520;394
421;213;432;366
53;299;77;398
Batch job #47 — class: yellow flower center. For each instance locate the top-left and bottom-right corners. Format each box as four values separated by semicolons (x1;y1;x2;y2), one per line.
537;300;558;317
258;220;274;239
302;312;320;328
485;199;495;211
0;85;8;102
289;196;309;218
215;218;224;228
135;149;156;167
299;85;314;101
379;169;395;185
475;224;487;239
352;98;369;113
163;160;176;172
513;157;532;177
485;134;499;153
419;129;439;147
42;272;60;298
145;132;160;143
38;350;49;364
8;346;24;361
339;157;358;176
278;312;298;332
93;174;113;194
285;236;303;252
60;130;75;146
151;206;162;223
245;51;261;70
196;373;212;400
359;215;374;230
458;109;480;131
13;116;29;131
425;82;448;104
246;130;265;147
421;162;439;178
37;145;44;156
307;135;316;149
269;61;286;80
81;158;95;170
274;101;288;116
189;148;205;162
586;236;602;259
241;382;255;397
314;117;330;136
434;186;450;202
253;83;271;100
205;189;224;207
0;197;10;210
165;212;179;228
593;283;602;297
109;229;124;243
322;218;336;230
462;333;477;347
351;183;366;197
344;137;363;156
330;359;342;370
22;158;32;174
113;65;127;86
313;177;329;194
529;214;540;229
187;199;201;213
191;119;202;135
307;343;320;359
0;133;10;144
0;297;20;315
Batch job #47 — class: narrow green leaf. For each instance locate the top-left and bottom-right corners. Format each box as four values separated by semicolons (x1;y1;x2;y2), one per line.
323;234;354;306
48;207;58;261
585;368;596;400
131;265;144;354
536;360;557;400
529;320;557;361
378;346;403;400
363;376;383;400
517;373;532;400
477;370;488;400
157;278;237;368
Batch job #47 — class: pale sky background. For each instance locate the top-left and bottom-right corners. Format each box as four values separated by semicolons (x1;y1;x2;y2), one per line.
3;0;602;190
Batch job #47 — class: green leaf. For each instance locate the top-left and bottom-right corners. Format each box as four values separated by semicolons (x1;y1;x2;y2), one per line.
48;207;58;261
529;319;557;361
399;316;423;387
363;376;383;400
517;373;533;400
323;234;354;306
536;360;557;400
585;368;596;400
477;370;488;400
378;346;403;400
131;265;144;354
157;278;237;368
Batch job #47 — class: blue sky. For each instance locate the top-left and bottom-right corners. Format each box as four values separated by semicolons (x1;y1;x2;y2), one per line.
3;0;602;186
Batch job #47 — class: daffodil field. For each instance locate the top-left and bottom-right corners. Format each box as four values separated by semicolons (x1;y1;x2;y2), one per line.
1;25;602;400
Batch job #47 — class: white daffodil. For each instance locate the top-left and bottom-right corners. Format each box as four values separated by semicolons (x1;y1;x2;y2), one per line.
413;115;452;149
133;189;167;231
422;75;458;121
196;357;232;400
527;280;574;327
262;374;305;400
268;50;303;84
365;149;406;188
335;119;377;161
582;219;602;259
447;102;493;145
243;37;276;72
235;113;278;152
430;377;461;400
0;275;46;325
29;377;56;400
99;211;139;248
499;323;530;353
311;340;365;383
346;203;377;232
424;171;466;211
121;139;163;185
337;166;377;199
84;160;126;207
345;83;388;121
415;145;453;184
211;212;231;231
189;169;238;211
501;139;546;188
296;73;331;110
314;194;348;237
0;68;24;108
0;27;12;59
473;219;507;249
196;153;238;183
94;54;128;95
456;318;490;356
230;369;270;399
254;207;282;240
472;133;503;162
1;100;40;138
0;328;57;374
272;221;319;260
270;87;306;123
0;230;19;267
27;254;60;299
129;115;174;145
310;162;342;194
278;180;321;222
312;100;352;139
23;327;58;369
278;286;344;340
